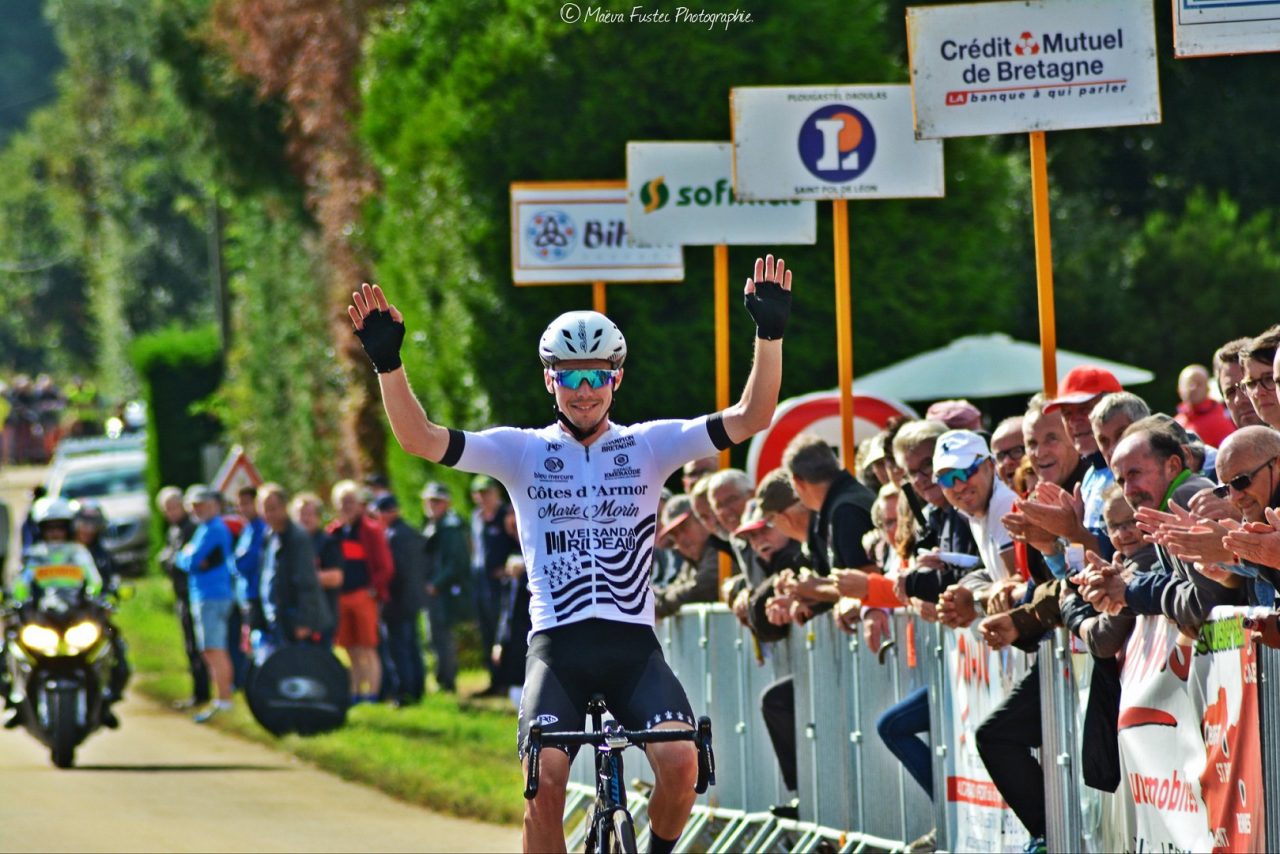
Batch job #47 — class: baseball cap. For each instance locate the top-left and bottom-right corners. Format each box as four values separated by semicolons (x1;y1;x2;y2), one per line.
1043;366;1123;412
658;494;695;540
733;498;768;536
420;481;451;501
364;473;390;489
470;474;498;493
756;468;799;515
932;430;992;473
859;436;886;470
374;494;400;513
925;399;983;430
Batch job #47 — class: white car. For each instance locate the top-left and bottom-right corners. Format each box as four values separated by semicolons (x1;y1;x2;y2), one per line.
44;450;150;574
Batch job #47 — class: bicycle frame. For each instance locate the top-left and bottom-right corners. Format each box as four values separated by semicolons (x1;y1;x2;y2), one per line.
524;696;715;853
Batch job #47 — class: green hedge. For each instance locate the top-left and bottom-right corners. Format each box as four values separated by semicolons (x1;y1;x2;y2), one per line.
130;323;224;569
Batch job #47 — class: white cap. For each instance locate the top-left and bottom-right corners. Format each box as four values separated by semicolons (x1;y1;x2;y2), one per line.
932;430;992;474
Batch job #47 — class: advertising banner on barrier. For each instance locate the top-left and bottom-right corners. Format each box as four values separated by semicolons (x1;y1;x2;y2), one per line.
905;0;1162;138
729;84;944;200
1117;612;1264;853
941;626;1031;852
1174;0;1280;58
510;182;684;284
625;142;817;246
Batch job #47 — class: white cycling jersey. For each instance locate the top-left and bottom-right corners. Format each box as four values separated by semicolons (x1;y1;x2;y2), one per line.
441;414;732;633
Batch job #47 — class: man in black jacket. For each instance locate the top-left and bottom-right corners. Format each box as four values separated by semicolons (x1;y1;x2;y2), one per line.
422;482;468;693
258;484;333;651
376;494;429;705
156;485;207;709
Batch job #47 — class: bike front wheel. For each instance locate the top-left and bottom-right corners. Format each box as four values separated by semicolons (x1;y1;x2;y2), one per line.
590;807;637;854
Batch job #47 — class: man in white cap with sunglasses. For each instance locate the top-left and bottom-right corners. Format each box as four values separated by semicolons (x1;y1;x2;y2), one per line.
348;255;794;854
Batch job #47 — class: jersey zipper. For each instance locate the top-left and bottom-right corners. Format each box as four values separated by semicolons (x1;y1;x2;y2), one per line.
584;441;595;615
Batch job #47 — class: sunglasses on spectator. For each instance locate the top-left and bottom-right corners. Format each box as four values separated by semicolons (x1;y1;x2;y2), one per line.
934;460;985;489
1241;375;1277;395
552;369;619;390
1213;456;1280;498
994;444;1025;464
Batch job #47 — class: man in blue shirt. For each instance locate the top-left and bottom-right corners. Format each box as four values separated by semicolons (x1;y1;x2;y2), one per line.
176;485;236;723
234;485;269;664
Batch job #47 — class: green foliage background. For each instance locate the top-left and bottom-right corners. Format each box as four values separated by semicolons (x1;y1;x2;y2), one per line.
0;0;1278;497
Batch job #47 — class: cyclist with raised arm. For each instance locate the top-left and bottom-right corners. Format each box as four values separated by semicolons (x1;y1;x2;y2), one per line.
349;255;793;854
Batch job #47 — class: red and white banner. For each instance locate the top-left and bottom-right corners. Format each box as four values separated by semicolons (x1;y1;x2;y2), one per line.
940;626;1031;852
1117;611;1264;853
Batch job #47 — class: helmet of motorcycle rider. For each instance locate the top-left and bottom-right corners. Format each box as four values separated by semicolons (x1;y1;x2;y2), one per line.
31;496;76;542
538;311;627;369
73;499;107;534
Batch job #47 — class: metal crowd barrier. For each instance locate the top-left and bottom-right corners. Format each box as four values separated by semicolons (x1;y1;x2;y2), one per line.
561;603;1280;853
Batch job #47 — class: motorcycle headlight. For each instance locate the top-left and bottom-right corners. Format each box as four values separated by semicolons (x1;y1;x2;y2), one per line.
19;624;60;656
64;621;102;653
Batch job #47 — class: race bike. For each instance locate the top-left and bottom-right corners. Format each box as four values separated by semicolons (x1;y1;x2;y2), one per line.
1;542;124;768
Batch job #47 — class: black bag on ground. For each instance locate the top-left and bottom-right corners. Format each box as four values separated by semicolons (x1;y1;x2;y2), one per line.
246;644;350;737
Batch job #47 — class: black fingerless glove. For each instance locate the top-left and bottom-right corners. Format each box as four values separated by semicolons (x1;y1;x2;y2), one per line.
744;279;792;340
355;309;406;373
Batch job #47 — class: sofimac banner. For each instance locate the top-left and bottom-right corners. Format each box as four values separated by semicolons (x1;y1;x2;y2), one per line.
1117;611;1264;853
730;85;944;201
625;142;816;246
906;0;1162;138
1174;0;1280;58
510;182;684;285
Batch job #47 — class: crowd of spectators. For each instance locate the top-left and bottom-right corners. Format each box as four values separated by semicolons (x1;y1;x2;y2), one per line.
0;375;124;464
644;323;1280;853
154;474;522;723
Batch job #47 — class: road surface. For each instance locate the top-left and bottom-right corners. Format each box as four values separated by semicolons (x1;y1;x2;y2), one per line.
0;464;520;852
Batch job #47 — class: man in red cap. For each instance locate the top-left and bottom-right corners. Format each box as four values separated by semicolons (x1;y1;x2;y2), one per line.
1016;365;1123;562
653;495;719;618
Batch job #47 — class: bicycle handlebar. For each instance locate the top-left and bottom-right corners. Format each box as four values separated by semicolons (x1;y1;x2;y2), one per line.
523;716;715;800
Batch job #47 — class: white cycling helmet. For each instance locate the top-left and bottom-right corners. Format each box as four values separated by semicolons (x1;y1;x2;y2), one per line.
538;311;627;369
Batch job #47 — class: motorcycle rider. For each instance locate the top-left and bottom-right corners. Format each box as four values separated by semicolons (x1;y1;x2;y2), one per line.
71;499;130;720
4;497;125;728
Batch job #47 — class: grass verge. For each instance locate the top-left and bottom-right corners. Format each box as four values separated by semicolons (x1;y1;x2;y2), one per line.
115;577;524;826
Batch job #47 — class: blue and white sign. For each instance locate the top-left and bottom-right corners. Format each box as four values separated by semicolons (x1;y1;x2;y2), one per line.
906;0;1161;138
1174;0;1280;58
510;182;684;285
730;85;944;201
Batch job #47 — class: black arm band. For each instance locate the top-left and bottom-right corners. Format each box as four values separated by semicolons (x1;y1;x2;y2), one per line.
707;412;735;451
439;429;466;468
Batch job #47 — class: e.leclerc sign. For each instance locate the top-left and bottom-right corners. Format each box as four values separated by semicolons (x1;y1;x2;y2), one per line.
730;85;944;201
1174;0;1280;58
510;182;684;285
625;142;817;246
907;0;1161;138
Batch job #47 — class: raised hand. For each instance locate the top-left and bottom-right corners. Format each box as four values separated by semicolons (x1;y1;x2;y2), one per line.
743;254;793;341
348;282;406;373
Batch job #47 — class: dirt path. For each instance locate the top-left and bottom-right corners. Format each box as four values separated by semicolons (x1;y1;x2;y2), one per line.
0;693;520;853
0;464;519;852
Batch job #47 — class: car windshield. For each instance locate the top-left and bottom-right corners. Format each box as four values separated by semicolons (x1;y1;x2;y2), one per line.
59;466;146;499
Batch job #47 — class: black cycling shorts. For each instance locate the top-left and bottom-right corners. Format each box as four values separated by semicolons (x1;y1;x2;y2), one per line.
517;619;694;759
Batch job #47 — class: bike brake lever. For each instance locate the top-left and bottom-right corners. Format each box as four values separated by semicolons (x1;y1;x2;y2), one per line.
524;727;541;800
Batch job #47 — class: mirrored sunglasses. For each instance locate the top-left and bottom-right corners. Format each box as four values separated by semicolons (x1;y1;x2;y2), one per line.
553;369;619;390
935;460;984;489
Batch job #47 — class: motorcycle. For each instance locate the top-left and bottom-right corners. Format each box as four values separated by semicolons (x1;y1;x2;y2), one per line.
2;542;124;768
